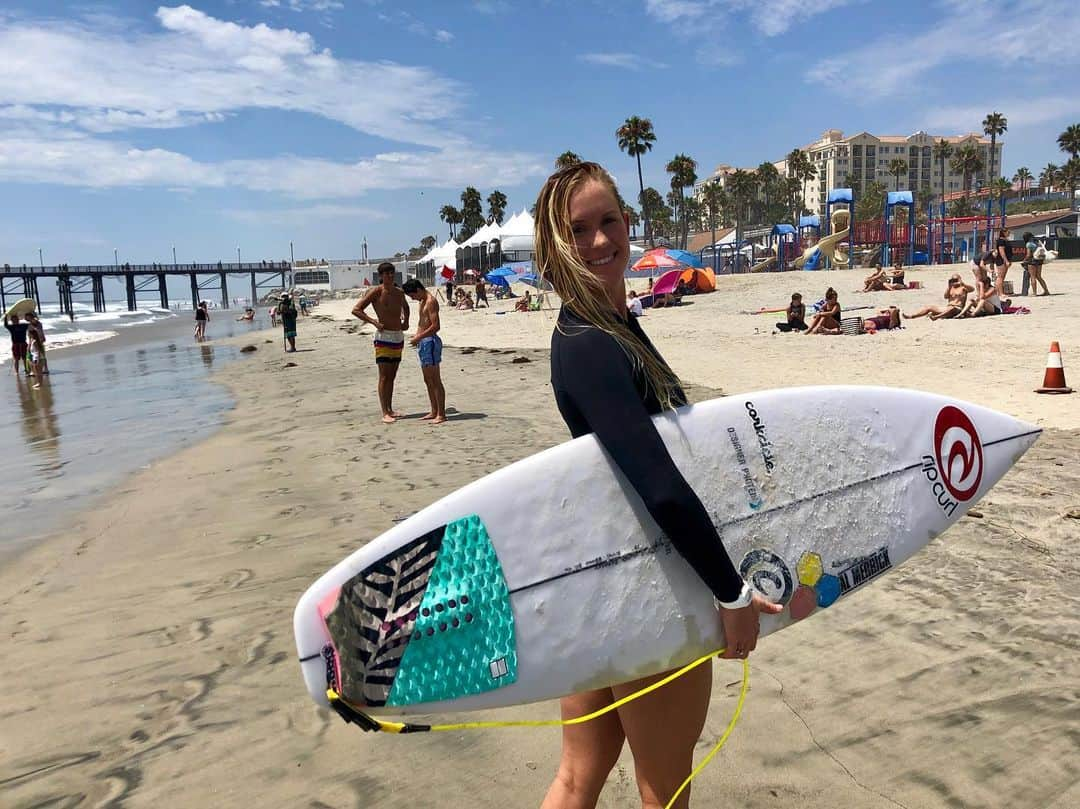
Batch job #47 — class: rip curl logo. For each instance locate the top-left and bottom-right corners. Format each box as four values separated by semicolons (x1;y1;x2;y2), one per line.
739;549;794;605
933;406;983;501
920;406;983;517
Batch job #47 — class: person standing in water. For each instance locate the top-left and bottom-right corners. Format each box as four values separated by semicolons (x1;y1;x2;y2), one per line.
352;263;410;424
534;161;781;809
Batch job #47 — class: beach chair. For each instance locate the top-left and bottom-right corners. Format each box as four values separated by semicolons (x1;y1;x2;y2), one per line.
529;293;546;312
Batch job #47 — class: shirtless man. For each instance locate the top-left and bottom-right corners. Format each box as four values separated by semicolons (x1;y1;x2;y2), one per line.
353;262;410;423
402;279;446;424
903;274;972;320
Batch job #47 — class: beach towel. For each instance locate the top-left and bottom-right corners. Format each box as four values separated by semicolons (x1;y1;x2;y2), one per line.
1002;305;1031;315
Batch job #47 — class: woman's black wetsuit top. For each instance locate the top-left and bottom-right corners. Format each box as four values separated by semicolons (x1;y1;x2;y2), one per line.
550;306;743;602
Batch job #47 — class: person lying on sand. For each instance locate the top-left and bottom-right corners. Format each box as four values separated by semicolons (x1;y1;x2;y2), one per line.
903;275;972;320
861;306;901;333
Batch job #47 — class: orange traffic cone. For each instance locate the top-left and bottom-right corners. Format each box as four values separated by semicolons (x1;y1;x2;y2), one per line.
1035;342;1073;394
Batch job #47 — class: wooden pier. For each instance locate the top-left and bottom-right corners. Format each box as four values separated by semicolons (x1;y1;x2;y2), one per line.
0;261;291;315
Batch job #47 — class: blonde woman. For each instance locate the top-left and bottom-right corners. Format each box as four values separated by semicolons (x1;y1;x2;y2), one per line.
535;162;781;809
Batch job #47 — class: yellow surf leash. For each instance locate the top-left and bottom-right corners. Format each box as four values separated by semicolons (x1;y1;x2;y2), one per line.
326;648;750;809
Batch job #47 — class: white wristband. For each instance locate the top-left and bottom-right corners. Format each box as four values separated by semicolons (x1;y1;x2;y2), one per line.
715;581;753;610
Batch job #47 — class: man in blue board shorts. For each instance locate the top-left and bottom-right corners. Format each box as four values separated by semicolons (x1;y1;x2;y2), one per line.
403;279;446;424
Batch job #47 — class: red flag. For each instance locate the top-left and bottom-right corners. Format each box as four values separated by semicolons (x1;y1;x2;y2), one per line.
441;266;455;279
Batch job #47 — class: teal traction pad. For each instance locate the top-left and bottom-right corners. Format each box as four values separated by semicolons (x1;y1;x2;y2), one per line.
386;514;517;706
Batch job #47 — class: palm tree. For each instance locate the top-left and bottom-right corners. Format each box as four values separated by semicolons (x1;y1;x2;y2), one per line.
950;145;984;199
1058;124;1080;160
728;169;757;264
982;112;1007;248
439;204;462;239
786;149;816;216
887;158;908;192
756;161;780;220
1061;157;1080;205
933;138;953;205
1040;163;1059;192
700;180;725;269
616;116;657;244
665;153;697;248
555;151;582;170
1013;167;1032;199
486;190;508;225
991;176;1011;203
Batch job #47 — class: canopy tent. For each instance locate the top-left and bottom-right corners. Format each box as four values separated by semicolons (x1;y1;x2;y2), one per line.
430;238;459;270
498;208;535;254
652;267;716;296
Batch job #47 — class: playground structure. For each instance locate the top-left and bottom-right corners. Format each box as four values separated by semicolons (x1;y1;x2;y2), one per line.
926;197;1007;264
795;208;850;270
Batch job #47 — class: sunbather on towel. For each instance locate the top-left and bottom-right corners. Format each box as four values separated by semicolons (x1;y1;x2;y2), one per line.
903;275;972;320
861;306;901;332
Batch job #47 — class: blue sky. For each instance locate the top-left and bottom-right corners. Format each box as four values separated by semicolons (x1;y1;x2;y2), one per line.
1;0;1077;266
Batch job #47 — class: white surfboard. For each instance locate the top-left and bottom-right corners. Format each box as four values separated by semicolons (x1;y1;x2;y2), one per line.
294;387;1039;716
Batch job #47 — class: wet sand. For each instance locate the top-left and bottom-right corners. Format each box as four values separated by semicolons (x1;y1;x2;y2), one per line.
2;266;1079;808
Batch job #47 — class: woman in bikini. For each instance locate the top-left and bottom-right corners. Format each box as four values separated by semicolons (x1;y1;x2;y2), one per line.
903;275;972;320
805;287;842;334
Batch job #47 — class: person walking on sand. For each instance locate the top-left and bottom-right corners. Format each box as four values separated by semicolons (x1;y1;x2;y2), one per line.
534;161;781;809
4;313;30;376
353;262;410;424
402;279;446;424
194;301;209;341
276;292;299;352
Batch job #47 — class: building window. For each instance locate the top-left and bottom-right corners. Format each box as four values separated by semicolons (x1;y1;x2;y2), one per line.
294;270;330;284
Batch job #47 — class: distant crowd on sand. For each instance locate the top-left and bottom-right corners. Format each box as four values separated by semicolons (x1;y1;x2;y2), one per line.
772;227;1055;336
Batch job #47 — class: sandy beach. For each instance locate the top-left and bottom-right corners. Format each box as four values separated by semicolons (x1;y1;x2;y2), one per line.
3;263;1078;808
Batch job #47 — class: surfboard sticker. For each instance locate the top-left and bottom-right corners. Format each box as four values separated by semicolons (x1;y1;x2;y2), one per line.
323;515;517;708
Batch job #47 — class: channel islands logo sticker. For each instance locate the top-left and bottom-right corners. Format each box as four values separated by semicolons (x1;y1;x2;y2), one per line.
933;406;983;501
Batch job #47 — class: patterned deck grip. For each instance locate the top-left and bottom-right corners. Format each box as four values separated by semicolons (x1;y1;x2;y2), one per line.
323;515;516;708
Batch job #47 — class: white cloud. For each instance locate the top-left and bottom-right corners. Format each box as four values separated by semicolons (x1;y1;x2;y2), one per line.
434;29;454;42
0;6;545;196
223;204;390;225
0;6;463;148
922;96;1080;133
644;0;854;35
579;53;665;71
259;0;345;11
0;129;546;198
805;0;1080;98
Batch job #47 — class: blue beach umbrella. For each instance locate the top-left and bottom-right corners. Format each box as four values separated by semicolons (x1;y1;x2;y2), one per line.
519;273;552;290
663;249;703;268
487;274;510;288
487;266;518;278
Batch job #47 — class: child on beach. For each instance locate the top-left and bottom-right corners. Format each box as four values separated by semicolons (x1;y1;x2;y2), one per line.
535;161;780;809
403;279;446;424
776;292;807;332
805;287;842;334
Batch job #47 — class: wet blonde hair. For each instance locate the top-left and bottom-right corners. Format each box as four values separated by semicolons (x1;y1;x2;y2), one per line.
534;162;683;410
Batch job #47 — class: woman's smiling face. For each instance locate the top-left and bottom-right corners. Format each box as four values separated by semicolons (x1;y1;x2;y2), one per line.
568;179;629;286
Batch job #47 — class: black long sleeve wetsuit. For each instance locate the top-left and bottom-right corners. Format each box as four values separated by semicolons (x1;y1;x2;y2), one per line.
550;306;743;603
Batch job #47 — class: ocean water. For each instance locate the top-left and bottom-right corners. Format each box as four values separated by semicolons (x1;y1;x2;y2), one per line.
0;303;271;559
